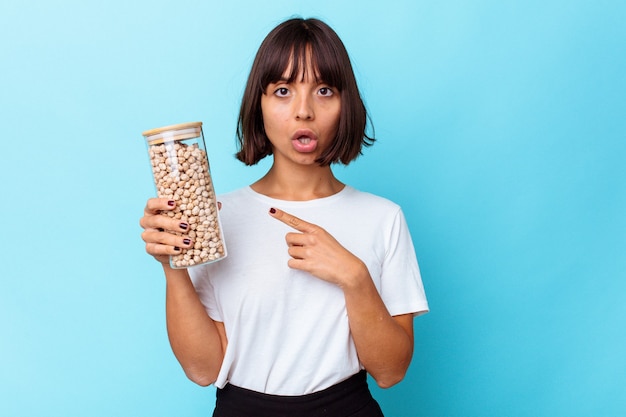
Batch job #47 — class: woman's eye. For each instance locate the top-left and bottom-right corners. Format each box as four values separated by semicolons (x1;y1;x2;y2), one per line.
318;87;334;96
275;87;289;97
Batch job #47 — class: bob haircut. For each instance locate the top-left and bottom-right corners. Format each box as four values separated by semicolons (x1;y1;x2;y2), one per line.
236;18;374;166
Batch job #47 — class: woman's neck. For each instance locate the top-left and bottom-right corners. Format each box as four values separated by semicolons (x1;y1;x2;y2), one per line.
250;163;344;201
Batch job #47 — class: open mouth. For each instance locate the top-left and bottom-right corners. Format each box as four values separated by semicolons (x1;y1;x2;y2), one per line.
291;131;318;153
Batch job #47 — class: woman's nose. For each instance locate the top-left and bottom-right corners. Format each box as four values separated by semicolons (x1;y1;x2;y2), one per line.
295;95;314;120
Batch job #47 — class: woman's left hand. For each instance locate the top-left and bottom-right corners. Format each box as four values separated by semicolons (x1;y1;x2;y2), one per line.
268;207;367;288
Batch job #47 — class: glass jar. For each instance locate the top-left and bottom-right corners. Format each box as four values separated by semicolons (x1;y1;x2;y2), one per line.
142;122;227;268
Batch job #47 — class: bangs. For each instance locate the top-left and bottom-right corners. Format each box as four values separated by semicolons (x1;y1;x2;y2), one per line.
259;29;345;91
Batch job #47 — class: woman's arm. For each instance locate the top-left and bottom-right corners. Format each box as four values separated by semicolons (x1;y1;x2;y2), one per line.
268;208;414;388
342;264;414;388
140;198;226;386
163;266;226;386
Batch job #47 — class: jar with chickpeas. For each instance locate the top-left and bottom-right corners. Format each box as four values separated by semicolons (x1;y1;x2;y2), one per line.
142;122;227;268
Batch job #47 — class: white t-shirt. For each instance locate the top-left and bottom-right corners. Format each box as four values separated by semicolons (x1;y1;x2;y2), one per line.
189;185;428;395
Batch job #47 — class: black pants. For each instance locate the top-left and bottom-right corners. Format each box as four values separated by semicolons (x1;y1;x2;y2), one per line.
212;371;385;417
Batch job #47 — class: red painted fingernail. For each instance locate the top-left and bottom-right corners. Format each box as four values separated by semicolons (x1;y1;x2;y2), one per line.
168;200;175;206
269;207;276;214
179;222;188;230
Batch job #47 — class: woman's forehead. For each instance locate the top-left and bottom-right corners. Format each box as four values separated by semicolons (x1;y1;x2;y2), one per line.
277;47;322;83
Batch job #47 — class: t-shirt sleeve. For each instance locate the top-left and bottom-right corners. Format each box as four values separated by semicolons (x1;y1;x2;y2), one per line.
380;208;429;317
188;265;223;322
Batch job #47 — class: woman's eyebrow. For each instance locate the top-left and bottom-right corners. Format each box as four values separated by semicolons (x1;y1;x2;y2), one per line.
268;78;289;85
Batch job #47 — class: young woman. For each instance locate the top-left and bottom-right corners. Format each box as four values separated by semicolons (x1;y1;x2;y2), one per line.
140;17;428;417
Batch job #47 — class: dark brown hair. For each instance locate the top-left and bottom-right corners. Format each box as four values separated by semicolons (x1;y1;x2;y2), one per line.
236;18;374;166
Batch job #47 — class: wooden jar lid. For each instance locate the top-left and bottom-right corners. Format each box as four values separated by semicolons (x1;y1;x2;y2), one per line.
143;122;203;145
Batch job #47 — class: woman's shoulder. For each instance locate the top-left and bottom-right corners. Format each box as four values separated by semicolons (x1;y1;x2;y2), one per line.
343;185;401;212
216;186;253;201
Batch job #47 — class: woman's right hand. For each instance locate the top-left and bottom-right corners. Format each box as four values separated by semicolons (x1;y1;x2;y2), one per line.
139;198;193;265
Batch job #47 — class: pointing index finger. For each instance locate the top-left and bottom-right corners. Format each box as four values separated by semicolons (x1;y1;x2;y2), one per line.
269;207;315;232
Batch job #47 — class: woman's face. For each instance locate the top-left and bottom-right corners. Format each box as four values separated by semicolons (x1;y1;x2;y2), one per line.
260;60;341;168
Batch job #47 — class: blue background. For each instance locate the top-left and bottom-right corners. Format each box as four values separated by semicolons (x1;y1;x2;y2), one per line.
1;1;625;416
